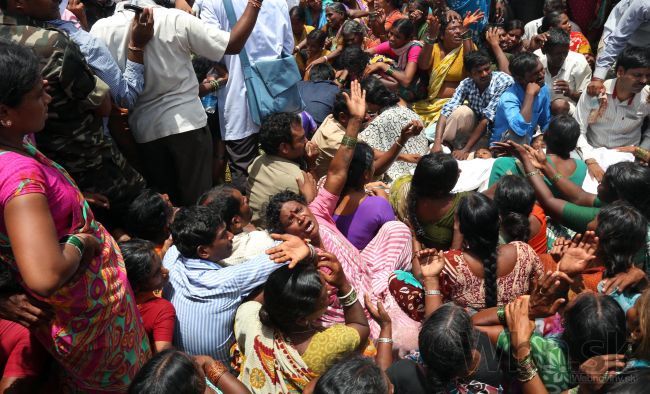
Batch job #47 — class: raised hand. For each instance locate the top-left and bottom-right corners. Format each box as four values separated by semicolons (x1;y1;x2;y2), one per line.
462;9;485;28
485;26;501;48
586;79;605;97
266;234;311;268
602;266;648;295
557;232;598;277
549;237;570;262
399;119;424;143
415;248;447;281
506;296;535;359
364;294;391;327
523;144;547;170
343;80;367;119
130;8;154;49
296;171;317;204
528;271;573;318
426;14;441;40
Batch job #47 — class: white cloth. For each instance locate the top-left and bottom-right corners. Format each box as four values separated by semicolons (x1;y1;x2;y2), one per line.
522;17;581;41
537;50;592;105
574;79;650;161
580;148;635;194
453;158;495;193
221;230;276;266
90;0;230;143
200;0;294;141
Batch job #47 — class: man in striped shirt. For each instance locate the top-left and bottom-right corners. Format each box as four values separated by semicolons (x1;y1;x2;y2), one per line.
162;205;311;362
574;46;650;181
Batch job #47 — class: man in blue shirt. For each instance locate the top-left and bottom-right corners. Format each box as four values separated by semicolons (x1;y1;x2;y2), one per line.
163;205;311;362
431;51;514;160
491;52;551;145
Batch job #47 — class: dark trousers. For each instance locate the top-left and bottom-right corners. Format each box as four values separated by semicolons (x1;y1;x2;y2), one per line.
225;133;259;193
138;127;212;207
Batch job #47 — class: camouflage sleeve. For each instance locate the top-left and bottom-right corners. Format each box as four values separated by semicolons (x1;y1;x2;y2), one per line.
32;27;107;110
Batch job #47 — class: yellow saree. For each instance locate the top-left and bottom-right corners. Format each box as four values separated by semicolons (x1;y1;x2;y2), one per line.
413;44;465;126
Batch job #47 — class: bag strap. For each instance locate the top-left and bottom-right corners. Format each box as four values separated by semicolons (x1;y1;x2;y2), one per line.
222;0;253;70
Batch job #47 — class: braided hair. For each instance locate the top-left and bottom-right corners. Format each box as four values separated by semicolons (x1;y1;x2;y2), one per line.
407;153;459;246
458;193;500;308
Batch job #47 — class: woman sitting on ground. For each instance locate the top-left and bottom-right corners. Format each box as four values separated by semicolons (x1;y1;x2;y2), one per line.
494;175;548;255
234;261;370;393
413;12;479;129
359;77;429;183
364;18;427;101
390;192;542;318
264;81;421;352
390;152;466;250
501;19;525;55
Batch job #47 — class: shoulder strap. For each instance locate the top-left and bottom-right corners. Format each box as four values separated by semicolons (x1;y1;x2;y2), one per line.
222;0;252;70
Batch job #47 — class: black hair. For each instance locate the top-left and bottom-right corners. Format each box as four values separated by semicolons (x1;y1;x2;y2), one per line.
407;153;459;246
464;50;492;73
458;193;500;308
124;189;172;245
0;263;20;294
169;206;224;259
332;91;350;122
616;46;650;72
289;5;306;21
119;239;158;291
343;142;374;192
419;304;477;394
601;368;650;394
309;62;336;82
259;264;324;333
191;56;213;83
314;355;388;394
391;18;415;39
543;0;566;14
543;27;570;51
340;46;370;77
543;114;580;158
494;175;534;243
325;2;347;16
198;185;241;229
596;201;647;278
128;349;203;394
341;19;366;36
601;162;650;218
505;19;524;32
409;0;429;19
0;40;40;108
307;29;328;47
538;10;566;34
264;190;307;234
361;76;399;109
258;112;301;156
509;52;540;80
561;293;627;365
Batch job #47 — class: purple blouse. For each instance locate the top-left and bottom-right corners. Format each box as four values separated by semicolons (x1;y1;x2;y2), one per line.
333;196;396;250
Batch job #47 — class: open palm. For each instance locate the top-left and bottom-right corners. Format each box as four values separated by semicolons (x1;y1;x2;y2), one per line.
558;232;597;276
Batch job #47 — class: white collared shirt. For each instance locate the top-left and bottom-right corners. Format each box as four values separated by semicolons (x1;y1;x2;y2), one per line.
574;78;650;160
537;50;592;104
90;0;230;143
200;0;294;141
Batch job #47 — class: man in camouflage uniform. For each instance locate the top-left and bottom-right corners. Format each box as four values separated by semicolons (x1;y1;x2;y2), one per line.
0;0;146;229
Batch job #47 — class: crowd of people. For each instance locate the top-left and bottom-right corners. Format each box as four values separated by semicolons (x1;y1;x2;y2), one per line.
0;0;649;392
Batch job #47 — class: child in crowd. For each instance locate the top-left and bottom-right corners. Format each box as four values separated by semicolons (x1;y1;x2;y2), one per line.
474;147;493;159
124;189;175;257
120;239;176;354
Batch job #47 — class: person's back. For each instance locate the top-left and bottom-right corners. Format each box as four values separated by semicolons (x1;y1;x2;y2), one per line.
90;1;228;146
200;0;293;189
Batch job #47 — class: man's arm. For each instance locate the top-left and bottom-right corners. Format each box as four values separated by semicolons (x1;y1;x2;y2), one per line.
573;90;597;161
594;0;649;79
432;80;466;151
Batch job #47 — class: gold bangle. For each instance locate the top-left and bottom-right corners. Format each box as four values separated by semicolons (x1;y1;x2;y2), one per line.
206;361;228;386
525;170;541;178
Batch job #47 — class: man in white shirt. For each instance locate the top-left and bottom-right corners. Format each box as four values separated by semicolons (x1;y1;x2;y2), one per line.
522;0;580;42
537;28;591;112
574;46;650;181
91;0;262;206
201;0;294;191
